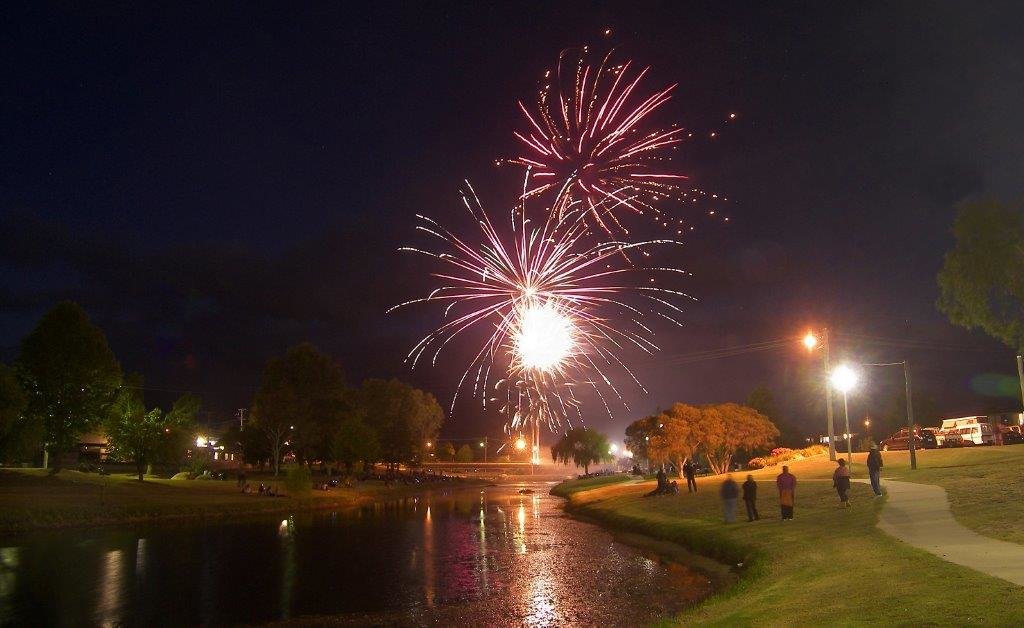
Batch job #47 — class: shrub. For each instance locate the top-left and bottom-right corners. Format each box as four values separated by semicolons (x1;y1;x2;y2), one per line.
170;471;190;480
284;464;312;497
769;447;793;458
747;457;768;470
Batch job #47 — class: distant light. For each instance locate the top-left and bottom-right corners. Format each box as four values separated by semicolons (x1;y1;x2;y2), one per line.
195;436;207;448
515;437;527;451
479;442;485;448
623;449;634;459
609;443;619;455
425;441;432;448
803;332;818;351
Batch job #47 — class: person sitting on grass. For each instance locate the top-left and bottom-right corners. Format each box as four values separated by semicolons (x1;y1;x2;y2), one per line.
776;466;796;520
833;458;851;508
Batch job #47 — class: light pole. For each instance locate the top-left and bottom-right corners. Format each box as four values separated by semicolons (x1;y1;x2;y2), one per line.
863;360;917;470
863;418;871;442
830;365;858;465
805;330;837;461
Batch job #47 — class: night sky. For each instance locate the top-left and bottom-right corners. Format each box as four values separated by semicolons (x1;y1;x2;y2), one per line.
3;2;1023;443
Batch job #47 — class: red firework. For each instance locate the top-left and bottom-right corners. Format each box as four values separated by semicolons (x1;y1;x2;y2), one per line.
510;48;689;235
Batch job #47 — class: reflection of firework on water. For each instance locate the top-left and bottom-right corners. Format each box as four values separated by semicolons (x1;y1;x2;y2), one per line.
506;47;736;237
391;182;695;428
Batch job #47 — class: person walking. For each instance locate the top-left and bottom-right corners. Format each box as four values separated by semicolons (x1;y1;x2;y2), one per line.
720;474;739;523
776;466;796;520
866;444;883;496
683;459;698;493
833;458;852;507
742;474;759;521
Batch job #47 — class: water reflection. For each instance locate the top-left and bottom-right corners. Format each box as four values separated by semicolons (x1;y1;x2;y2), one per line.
0;484;711;626
95;549;124;627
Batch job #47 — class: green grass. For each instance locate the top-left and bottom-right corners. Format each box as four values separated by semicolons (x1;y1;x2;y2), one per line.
0;469;486;534
554;451;1024;626
549;472;633;496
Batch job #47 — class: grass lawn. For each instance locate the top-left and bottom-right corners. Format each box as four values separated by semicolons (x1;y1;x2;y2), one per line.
554;450;1024;626
549;472;634;496
0;469;485;535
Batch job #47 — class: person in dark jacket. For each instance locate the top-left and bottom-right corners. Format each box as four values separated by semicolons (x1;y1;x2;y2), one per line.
833;458;852;507
656;467;668;492
742;474;759;521
866;444;883;496
683;459;698;493
720;474;739;523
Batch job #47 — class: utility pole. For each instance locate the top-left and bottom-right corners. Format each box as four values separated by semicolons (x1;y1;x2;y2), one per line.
1017;355;1024;415
237;408;247;431
905;360;917;470
483;436;488;464
825;328;837;461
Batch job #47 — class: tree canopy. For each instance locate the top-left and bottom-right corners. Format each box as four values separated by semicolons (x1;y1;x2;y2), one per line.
105;375;200;480
938;200;1024;353
357;378;443;467
550;427;612;475
701;403;779;474
250;343;347;474
17;302;122;470
648;403;703;477
0;363;33;463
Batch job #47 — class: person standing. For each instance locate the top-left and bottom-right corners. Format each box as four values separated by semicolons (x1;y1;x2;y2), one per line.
683;459;698;493
742;474;759;521
776;466;796;520
720;474;739;523
833;458;852;507
866;444;883;496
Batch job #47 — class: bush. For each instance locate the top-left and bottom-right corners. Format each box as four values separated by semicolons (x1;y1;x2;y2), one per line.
747;445;829;469
284;465;312;497
769;448;793;458
747;457;768;470
170;472;190;480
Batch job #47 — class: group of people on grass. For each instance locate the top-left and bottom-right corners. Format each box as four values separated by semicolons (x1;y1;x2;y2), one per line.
716;442;887;522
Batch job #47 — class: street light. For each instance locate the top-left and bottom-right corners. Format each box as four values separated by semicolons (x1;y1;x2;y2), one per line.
803;328;837;461
830;365;858;465
514;436;527;451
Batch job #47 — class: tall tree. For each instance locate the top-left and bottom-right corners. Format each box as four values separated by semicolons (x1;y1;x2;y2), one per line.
441;441;456;462
455;443;474;462
358;378;443;468
250;343;347;475
623;414;660;467
17;302;122;472
701;403;779;474
938;200;1024;353
550;428;612;475
0;363;34;463
648;403;703;477
329;416;380;472
105;376;200;481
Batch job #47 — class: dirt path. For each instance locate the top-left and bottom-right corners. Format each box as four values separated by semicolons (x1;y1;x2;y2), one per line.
874;479;1024;586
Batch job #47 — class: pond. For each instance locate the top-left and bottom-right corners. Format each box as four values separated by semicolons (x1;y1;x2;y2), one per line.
0;483;713;626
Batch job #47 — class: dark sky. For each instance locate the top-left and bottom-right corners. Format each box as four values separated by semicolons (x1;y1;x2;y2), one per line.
3;1;1023;444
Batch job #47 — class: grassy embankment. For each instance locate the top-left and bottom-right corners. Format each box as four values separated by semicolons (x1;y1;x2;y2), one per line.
553;447;1024;626
0;469;486;535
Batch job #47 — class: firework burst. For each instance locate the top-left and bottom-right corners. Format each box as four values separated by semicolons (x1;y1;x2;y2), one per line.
390;182;696;429
507;47;694;236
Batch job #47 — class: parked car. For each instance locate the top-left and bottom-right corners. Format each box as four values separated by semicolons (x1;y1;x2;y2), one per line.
942;431;964;447
880;427;927;451
1003;428;1024;445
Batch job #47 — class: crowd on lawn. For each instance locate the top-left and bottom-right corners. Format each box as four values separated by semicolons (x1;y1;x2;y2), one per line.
648;442;889;523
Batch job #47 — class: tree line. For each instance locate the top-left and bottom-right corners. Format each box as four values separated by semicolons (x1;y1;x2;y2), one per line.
0;302;443;479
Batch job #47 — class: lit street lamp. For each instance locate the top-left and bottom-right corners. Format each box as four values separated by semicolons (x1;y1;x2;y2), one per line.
805;329;837;461
830;365;858;465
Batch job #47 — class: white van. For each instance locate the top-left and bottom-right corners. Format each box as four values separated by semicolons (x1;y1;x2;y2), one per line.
939;416;994;445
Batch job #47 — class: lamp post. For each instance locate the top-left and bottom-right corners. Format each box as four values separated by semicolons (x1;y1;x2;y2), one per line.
863;360;917;470
863;418;871;442
830;365;858;465
805;330;837;461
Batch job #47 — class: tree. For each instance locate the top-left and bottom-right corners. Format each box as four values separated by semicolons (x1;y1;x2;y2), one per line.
938;200;1024;353
701;403;779;474
330;416;380;472
455;443;474;462
441;441;456;462
358;378;443;468
550;428;612;475
17;302;122;472
648;403;703;477
624;414;660;467
250;343;347;475
104;376;200;481
746;386;802;447
0;363;35;463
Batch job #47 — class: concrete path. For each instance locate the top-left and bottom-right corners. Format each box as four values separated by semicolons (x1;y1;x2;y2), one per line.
873;479;1024;586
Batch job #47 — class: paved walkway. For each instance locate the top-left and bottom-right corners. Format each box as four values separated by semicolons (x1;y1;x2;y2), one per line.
873;479;1024;586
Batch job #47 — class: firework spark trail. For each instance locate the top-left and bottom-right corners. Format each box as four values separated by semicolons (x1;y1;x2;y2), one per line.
508;48;693;236
391;181;697;428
